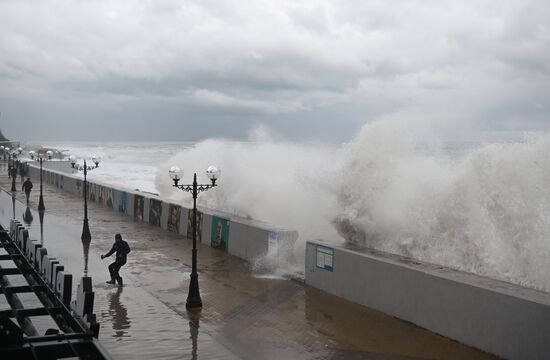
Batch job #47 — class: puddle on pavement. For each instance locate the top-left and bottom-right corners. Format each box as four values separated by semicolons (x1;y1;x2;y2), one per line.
0;174;496;360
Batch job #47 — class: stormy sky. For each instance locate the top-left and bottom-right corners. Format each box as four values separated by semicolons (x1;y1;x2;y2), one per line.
0;0;549;142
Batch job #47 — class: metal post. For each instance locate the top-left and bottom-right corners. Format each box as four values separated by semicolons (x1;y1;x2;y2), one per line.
38;158;45;211
81;160;91;241
186;173;202;310
171;169;217;310
11;155;16;192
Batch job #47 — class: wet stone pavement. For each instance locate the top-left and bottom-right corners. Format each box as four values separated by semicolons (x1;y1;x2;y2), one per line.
0;164;496;360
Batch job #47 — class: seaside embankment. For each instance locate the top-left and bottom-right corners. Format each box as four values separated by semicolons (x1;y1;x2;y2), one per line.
0;159;494;359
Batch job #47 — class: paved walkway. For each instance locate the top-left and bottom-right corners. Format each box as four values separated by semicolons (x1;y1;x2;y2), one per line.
0;163;495;360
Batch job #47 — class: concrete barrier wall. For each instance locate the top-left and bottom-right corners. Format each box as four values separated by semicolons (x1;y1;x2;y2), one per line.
26;161;297;264
305;240;550;360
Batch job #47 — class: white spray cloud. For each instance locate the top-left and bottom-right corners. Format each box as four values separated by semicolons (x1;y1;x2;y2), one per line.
335;115;550;291
154;116;550;291
155;127;344;252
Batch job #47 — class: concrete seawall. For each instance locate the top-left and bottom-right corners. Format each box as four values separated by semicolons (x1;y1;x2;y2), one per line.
26;160;297;265
306;240;550;360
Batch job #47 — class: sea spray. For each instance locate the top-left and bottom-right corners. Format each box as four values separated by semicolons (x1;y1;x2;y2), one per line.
156;122;550;291
334;122;550;291
44;125;550;291
154;133;345;266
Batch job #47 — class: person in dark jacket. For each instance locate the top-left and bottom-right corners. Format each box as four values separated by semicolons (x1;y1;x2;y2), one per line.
101;233;131;286
22;178;33;203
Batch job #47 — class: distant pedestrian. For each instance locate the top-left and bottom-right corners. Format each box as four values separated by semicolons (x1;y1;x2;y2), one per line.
101;233;131;286
22;178;33;203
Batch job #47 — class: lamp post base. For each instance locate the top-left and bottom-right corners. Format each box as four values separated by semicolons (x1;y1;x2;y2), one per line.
81;219;91;241
11;180;16;192
186;273;202;311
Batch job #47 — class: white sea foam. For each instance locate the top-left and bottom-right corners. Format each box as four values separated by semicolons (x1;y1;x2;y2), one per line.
33;122;550;291
334;118;550;291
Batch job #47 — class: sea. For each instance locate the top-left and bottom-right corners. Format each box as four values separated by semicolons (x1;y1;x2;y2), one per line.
23;127;550;293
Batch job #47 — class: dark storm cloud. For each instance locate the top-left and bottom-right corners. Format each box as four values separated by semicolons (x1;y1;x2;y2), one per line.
0;0;549;141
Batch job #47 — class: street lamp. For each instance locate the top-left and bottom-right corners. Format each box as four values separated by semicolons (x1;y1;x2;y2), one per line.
169;165;220;311
10;151;17;192
76;159;100;241
38;155;45;211
91;155;100;168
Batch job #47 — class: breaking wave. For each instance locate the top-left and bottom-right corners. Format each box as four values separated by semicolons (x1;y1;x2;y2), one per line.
155;122;550;291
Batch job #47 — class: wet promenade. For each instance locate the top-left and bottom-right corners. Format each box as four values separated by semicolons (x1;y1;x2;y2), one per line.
0;164;495;360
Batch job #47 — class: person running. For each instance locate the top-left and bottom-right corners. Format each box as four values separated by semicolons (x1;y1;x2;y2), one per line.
22;178;33;203
101;233;131;286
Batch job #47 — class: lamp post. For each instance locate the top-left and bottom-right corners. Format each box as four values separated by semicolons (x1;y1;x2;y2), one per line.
91;155;100;168
12;193;16;219
6;147;11;176
10;152;17;192
38;156;45;211
169;165;220;311
77;159;100;241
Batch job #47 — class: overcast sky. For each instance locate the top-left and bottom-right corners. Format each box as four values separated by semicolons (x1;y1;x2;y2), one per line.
0;0;548;142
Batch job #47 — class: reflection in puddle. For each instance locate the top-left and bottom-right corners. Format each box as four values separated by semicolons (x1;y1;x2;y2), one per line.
189;315;199;360
109;287;131;339
38;210;44;244
23;205;33;225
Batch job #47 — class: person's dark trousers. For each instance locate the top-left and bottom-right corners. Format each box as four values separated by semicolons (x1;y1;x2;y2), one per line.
25;191;30;203
108;259;126;284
